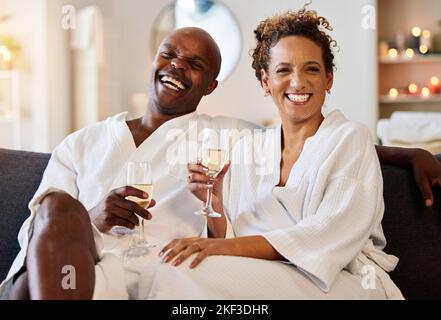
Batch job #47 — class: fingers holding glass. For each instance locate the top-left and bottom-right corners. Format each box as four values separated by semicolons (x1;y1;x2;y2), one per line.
125;161;155;258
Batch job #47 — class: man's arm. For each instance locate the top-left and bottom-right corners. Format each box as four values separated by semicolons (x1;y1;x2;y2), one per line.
376;145;441;207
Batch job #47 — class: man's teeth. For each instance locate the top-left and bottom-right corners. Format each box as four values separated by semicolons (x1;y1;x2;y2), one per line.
161;76;186;90
163;82;180;91
287;94;310;103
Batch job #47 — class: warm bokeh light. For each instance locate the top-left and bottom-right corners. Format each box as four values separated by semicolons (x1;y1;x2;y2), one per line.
0;45;8;55
422;30;431;38
389;88;399;98
408;83;418;94
421;87;431;97
388;48;398;58
419;45;428;54
3;51;12;62
431;76;440;86
405;48;415;58
412;27;421;37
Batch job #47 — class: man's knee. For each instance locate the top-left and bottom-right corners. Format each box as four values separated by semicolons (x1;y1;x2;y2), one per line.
35;192;90;228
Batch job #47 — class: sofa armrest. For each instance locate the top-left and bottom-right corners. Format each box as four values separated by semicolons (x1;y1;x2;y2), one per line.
381;154;441;299
0;149;50;282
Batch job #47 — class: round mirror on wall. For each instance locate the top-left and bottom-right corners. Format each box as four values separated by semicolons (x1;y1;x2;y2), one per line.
151;0;242;83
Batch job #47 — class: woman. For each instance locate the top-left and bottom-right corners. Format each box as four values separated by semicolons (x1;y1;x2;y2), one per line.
146;9;404;299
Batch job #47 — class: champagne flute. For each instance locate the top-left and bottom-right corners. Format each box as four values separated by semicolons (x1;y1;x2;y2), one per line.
125;161;155;258
194;133;229;218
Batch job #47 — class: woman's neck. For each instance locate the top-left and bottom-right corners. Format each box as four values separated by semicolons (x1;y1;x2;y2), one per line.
281;113;324;152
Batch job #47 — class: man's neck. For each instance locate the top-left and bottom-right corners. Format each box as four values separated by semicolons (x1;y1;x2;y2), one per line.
140;104;192;133
127;103;195;148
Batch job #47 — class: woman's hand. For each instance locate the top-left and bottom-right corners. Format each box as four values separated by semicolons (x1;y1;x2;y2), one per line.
159;237;235;268
187;161;230;208
411;149;441;207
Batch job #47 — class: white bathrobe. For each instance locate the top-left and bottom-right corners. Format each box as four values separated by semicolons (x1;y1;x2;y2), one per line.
140;110;403;300
0;111;258;299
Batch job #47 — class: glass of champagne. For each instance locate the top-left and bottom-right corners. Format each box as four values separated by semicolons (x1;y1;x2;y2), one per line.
194;132;229;218
125;161;154;258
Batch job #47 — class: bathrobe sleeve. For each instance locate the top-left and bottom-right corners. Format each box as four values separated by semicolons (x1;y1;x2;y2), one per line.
262;124;384;292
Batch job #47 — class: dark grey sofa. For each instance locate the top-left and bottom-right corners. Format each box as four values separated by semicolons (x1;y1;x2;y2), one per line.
0;148;440;299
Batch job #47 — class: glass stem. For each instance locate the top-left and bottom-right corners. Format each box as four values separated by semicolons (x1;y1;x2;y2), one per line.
139;217;145;242
204;180;214;213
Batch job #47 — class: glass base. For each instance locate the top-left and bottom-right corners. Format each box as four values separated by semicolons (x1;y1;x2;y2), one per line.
125;241;156;258
194;209;222;218
111;226;136;236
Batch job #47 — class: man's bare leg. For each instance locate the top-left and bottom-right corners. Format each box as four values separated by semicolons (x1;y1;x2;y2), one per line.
10;192;98;300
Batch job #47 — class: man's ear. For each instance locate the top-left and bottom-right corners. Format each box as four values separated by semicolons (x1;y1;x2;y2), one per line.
204;80;218;96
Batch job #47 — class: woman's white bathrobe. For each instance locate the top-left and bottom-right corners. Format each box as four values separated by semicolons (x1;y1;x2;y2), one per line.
0;111;257;299
140;110;403;300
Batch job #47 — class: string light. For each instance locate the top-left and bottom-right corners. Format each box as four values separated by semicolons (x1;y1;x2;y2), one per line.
421;87;431;97
408;83;418;94
389;88;398;98
419;45;428;54
422;30;431;38
388;48;398;58
412;27;421;37
405;48;415;58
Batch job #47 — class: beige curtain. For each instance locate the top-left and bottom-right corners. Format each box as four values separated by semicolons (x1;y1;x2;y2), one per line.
71;5;104;131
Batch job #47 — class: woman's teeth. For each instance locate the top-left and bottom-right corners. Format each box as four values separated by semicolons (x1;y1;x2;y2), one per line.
287;94;311;103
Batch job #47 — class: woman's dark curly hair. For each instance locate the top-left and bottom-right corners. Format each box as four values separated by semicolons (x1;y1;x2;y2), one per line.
252;7;337;84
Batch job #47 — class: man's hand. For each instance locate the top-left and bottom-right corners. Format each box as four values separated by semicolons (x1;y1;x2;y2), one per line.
411;149;441;207
88;186;156;233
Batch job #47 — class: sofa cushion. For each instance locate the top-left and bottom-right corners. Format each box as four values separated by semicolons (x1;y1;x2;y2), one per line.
0;149;50;282
381;155;441;300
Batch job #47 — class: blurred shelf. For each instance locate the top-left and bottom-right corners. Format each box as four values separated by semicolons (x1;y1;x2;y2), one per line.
380;94;441;104
379;53;441;65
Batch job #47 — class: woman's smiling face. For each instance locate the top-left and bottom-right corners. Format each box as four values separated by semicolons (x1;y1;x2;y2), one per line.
261;36;334;125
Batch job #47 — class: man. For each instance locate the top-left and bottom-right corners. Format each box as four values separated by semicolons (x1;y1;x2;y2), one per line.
1;27;440;300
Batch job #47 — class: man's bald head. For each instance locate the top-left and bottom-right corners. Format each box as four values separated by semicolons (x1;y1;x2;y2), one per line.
162;27;222;80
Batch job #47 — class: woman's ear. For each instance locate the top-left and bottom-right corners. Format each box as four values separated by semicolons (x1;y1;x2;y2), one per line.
261;69;270;95
326;71;334;91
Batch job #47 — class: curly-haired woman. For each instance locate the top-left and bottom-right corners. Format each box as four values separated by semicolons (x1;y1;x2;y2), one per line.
154;9;403;300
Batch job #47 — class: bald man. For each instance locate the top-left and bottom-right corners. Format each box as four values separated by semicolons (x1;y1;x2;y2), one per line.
0;27;259;300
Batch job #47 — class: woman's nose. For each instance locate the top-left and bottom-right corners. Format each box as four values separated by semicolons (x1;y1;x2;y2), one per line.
290;74;306;90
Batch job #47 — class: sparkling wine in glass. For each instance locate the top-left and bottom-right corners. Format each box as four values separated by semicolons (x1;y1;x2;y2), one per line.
194;133;229;218
125;161;155;258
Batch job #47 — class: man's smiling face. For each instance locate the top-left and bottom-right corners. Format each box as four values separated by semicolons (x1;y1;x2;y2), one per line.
149;27;221;116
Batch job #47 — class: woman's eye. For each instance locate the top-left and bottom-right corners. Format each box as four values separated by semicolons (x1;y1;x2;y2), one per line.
276;68;289;73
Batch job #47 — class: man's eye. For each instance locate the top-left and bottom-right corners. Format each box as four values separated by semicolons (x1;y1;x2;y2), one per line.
307;67;320;72
161;52;173;58
191;63;203;70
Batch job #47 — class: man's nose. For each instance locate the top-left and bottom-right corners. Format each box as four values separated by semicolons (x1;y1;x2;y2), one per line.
171;58;187;70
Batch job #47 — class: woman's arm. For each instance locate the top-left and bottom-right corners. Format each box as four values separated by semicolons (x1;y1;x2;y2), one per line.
159;236;284;268
376;146;441;207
